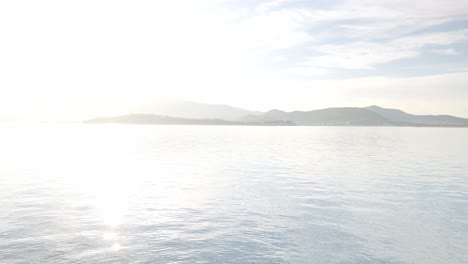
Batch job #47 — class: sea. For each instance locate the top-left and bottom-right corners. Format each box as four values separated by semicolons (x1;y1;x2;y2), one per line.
0;125;467;264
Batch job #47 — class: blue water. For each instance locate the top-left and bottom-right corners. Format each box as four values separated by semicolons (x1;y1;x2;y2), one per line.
0;125;467;263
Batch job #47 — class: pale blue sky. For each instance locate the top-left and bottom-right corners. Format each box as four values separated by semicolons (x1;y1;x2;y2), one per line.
1;0;468;122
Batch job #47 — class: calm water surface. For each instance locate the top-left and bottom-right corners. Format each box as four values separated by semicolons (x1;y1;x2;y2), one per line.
0;125;467;264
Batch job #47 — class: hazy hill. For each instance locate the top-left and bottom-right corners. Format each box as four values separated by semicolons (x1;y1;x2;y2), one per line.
131;100;262;121
85;103;468;127
243;106;468;126
243;107;393;126
365;105;468;126
84;114;295;126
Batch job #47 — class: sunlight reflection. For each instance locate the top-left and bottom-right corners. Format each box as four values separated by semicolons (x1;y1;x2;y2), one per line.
111;242;121;252
53;126;223;254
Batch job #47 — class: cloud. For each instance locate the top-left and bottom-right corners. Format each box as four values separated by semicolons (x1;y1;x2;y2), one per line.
214;1;468;79
302;29;468;70
256;0;293;13
229;8;313;53
304;42;419;70
239;0;468;75
285;67;330;76
430;48;460;55
316;0;468;38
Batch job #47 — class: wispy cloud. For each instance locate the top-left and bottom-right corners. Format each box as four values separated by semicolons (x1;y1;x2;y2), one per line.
321;0;468;38
285;67;330;76
431;48;460;55
303;29;468;70
229;9;313;53
240;0;468;75
256;0;293;13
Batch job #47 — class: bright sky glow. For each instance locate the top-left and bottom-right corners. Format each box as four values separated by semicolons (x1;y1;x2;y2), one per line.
1;0;468;122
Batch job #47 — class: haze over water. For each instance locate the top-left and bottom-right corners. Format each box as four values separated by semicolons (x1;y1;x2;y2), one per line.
1;125;467;263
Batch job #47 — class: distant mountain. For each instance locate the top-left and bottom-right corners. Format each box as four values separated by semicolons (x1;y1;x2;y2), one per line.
243;107;394;126
84;114;295;126
85;103;468;127
131;100;262;121
243;106;468;126
365;105;468;126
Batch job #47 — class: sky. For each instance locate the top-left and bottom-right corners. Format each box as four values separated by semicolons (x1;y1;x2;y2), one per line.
1;0;468;122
